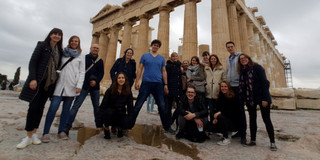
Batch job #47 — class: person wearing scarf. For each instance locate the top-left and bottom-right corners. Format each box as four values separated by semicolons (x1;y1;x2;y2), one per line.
238;53;277;151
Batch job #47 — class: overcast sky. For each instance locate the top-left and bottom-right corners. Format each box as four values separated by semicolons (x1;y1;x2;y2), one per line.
0;0;319;88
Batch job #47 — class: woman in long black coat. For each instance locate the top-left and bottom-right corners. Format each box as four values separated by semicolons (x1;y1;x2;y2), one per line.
17;28;63;149
238;53;277;151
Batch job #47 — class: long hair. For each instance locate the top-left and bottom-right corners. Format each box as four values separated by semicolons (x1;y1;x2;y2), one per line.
190;56;204;68
237;53;257;74
111;72;131;96
122;48;134;59
209;54;222;69
67;35;82;53
218;81;235;99
44;28;63;53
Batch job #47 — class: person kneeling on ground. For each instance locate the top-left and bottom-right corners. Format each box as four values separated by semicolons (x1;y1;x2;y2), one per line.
175;85;208;143
97;73;133;139
212;81;240;146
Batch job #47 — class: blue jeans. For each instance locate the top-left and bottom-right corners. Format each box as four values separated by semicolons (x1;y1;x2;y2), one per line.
65;88;100;128
147;94;155;112
43;96;74;134
131;82;171;130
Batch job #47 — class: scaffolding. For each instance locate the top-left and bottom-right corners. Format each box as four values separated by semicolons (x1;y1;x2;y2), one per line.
284;59;293;88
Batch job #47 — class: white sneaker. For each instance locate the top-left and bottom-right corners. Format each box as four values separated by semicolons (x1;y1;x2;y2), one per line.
32;134;42;145
217;138;231;146
16;137;32;149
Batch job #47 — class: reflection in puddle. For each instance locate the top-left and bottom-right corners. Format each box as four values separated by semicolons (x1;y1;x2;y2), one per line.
77;127;99;145
130;124;200;160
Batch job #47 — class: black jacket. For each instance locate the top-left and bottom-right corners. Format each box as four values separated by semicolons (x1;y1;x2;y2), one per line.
110;58;136;87
176;95;208;118
19;41;62;102
83;54;104;90
97;88;133;127
216;93;241;124
166;60;183;97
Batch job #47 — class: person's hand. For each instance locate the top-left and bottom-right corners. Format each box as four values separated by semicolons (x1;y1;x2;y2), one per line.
194;118;203;128
135;82;140;90
262;101;268;108
184;111;196;120
187;78;191;82
212;118;218;124
29;80;37;90
76;88;82;94
89;80;97;87
164;85;169;95
213;112;221;119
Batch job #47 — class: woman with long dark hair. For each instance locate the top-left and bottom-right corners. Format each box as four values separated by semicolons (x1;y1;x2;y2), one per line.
186;56;206;97
41;35;85;142
204;54;226;122
237;53;277;151
110;48;136;88
18;28;63;149
97;72;133;139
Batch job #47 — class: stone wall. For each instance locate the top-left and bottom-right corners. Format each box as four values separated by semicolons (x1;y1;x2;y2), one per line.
270;88;320;110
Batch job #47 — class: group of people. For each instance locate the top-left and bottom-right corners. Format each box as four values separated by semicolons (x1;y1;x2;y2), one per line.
17;28;277;151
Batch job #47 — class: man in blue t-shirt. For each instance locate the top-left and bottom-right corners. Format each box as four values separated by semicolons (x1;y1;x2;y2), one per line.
130;39;174;134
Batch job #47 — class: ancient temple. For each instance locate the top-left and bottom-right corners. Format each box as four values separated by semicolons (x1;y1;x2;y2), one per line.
90;0;287;88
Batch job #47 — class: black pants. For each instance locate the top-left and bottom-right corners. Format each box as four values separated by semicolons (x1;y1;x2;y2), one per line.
247;103;275;143
166;95;180;124
25;82;49;131
102;108;127;129
232;86;247;139
216;114;236;138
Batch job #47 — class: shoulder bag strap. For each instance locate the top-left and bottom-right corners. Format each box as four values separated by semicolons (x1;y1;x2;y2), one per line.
58;57;75;71
86;57;101;73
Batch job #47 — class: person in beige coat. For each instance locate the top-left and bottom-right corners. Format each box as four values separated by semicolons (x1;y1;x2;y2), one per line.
205;54;226;122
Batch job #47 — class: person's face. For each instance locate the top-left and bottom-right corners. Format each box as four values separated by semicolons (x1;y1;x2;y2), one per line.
117;74;126;86
90;44;100;56
210;56;217;66
186;88;196;100
239;55;249;66
226;43;235;54
70;37;79;49
126;50;133;59
50;33;62;44
203;54;209;61
191;58;198;66
151;43;160;53
171;54;178;61
220;82;229;94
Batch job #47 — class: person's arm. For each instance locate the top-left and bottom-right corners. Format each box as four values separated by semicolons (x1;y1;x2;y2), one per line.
191;67;206;81
97;89;111;128
135;63;144;90
28;42;45;90
110;59;120;82
127;93;134;114
255;65;270;107
162;66;169;95
76;54;86;93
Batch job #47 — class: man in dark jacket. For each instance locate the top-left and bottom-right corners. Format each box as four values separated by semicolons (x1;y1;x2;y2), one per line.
63;44;104;134
176;85;208;142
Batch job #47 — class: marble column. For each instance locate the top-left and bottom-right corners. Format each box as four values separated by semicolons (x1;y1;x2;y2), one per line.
211;0;230;67
158;6;172;60
98;31;110;86
253;28;261;61
120;20;135;56
227;0;241;51
237;13;249;56
182;0;199;62
247;21;256;58
91;33;100;45
199;44;210;56
136;14;152;66
103;25;121;82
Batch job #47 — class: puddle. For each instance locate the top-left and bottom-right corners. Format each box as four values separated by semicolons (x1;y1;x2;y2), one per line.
129;124;200;160
76;125;200;159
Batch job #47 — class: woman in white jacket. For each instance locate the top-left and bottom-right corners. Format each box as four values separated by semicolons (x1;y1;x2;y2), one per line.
205;54;226;122
41;35;85;142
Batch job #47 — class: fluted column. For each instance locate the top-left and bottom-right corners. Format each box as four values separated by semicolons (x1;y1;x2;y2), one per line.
91;33;100;45
227;0;241;51
157;6;172;60
247;21;256;58
136;14;152;66
253;28;261;61
212;0;230;67
103;25;121;82
182;0;199;62
98;31;109;70
238;12;250;54
120;20;135;55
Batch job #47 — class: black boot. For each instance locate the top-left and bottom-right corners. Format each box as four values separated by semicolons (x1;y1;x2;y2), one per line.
117;128;123;138
104;129;111;139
